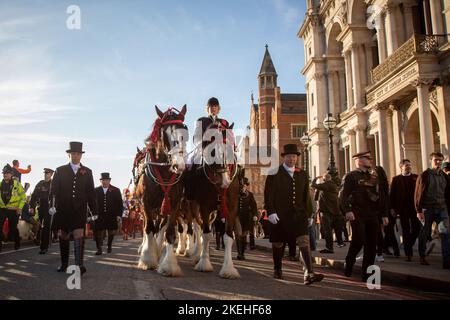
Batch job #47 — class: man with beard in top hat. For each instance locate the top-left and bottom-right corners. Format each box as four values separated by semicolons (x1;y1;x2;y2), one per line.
49;142;97;275
264;143;324;285
93;173;123;255
30;168;54;254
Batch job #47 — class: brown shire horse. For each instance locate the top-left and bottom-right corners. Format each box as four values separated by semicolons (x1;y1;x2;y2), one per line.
135;105;188;276
188;120;242;279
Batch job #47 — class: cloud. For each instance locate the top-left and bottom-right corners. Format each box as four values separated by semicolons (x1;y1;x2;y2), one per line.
271;0;301;27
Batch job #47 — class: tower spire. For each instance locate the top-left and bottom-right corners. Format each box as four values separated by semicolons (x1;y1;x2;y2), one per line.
259;45;277;76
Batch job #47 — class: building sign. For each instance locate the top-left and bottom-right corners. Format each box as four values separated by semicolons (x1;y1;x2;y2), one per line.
368;64;418;104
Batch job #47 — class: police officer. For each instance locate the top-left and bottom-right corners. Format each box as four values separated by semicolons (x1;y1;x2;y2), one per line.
49;142;97;275
30;168;54;254
235;177;258;260
0;164;26;252
94;173;123;255
264;144;324;285
339;151;389;281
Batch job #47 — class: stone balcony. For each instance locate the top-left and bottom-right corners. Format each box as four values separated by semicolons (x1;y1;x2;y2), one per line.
370;34;448;84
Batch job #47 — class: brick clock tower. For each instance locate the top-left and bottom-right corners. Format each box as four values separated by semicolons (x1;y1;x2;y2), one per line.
245;46;308;209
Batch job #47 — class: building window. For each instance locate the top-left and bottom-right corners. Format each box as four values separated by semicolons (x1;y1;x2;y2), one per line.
292;124;307;139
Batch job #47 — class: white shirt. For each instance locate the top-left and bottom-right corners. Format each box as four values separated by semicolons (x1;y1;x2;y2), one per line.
283;163;295;178
402;172;412;177
102;187;108;194
70;163;80;175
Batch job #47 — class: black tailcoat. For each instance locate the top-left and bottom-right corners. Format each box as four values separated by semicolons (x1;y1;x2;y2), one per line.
50;164;97;232
94;185;123;230
264;165;312;242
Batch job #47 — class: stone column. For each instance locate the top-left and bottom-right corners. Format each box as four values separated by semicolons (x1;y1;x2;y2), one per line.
364;43;374;86
415;79;434;169
376;19;387;63
338;70;346;112
343;50;354;109
355;125;367;153
374;133;380;166
386;107;396;179
377;105;390;173
314;72;328;128
423;0;433;35
445;1;450;42
347;130;357;170
385;3;399;56
350;44;363;108
391;107;404;175
429;0;444;35
327;70;336;115
403;2;415;39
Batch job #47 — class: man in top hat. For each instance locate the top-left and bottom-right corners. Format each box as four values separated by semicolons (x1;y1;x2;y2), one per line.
49;142;97;275
235;177;258;260
30;168;55;254
339;151;389;281
93;173;123;255
264;144;324;285
0;164;26;252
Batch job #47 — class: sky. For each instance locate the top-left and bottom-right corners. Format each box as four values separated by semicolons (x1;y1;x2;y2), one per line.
0;0;307;194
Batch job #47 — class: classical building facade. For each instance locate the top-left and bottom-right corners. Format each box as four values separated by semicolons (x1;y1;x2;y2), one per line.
299;0;450;179
244;46;308;208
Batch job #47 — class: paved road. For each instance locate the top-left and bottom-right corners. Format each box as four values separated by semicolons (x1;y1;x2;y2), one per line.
0;237;447;300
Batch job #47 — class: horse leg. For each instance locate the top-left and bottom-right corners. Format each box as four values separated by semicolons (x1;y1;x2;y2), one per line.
190;201;203;264
176;216;188;256
137;206;158;270
219;195;240;279
194;208;215;272
156;216;168;260
157;213;182;277
184;204;195;257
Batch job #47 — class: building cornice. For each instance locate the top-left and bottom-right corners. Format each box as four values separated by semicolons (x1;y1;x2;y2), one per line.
301;57;325;75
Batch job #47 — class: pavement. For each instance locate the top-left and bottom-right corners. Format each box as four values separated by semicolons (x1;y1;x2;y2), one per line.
254;237;450;293
1;236;448;300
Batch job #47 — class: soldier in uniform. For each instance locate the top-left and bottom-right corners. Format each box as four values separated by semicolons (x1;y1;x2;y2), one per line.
339;151;389;281
94;173;123;255
49;142;97;275
264;144;324;285
29;168;54;254
235;177;258;260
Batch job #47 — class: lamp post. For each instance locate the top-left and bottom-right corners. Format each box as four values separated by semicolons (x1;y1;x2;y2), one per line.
323;113;339;183
300;133;311;180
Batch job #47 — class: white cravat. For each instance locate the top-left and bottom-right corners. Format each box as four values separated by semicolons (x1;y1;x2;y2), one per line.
102;187;108;194
283;163;295;178
70;163;80;175
402;172;411;176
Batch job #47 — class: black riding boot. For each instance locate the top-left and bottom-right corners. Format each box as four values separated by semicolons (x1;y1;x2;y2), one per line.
107;234;114;253
272;245;284;279
238;236;246;260
215;232;221;250
57;238;70;272
95;235;103;255
74;238;86;275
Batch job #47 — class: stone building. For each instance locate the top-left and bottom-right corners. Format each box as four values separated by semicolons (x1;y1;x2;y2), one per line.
298;0;450;179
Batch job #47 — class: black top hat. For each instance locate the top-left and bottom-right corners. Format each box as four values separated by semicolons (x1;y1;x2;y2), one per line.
207;97;219;106
100;172;111;180
66;141;85;154
352;151;372;160
44;168;54;174
281;144;301;156
2;164;13;174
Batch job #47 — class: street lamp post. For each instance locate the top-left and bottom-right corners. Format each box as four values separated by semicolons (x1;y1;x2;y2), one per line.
300;133;311;180
323;113;339;184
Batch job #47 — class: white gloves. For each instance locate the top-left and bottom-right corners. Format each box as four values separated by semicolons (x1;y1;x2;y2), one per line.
268;213;280;225
49;207;57;216
252;216;258;222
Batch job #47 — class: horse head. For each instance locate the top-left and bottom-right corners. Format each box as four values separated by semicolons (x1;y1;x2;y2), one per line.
148;105;188;174
203;120;237;189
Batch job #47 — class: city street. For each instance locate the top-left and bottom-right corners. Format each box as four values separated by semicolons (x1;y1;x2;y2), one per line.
0;237;446;300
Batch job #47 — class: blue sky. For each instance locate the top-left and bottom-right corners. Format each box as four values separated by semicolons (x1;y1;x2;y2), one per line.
0;0;307;192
